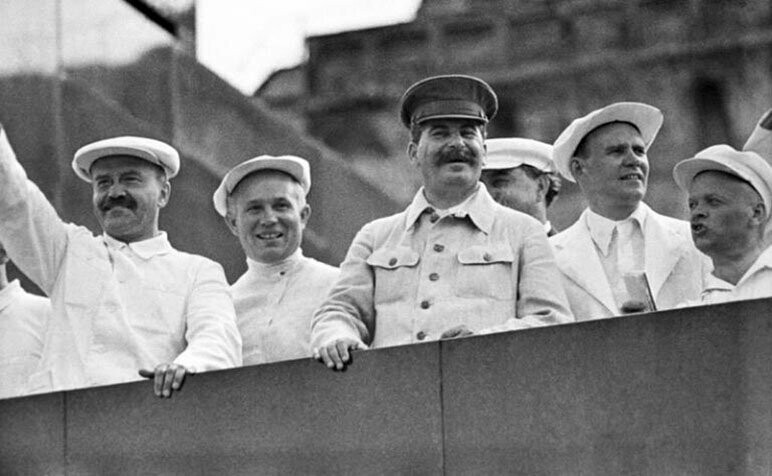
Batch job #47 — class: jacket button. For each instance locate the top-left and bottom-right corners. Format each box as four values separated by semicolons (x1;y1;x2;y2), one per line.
483;252;492;262
433;244;444;252
429;213;440;223
416;331;427;340
420;300;430;309
429;273;439;281
388;257;397;266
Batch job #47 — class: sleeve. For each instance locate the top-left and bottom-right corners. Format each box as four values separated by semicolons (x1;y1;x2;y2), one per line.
0;126;69;295
480;221;574;334
173;258;243;371
309;224;377;350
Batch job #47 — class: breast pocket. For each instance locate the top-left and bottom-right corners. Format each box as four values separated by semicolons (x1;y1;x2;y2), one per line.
133;282;187;337
366;247;420;304
455;245;515;301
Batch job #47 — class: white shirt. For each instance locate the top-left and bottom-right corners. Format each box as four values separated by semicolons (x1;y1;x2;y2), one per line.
701;246;772;304
232;249;338;365
0;127;242;393
585;206;646;310
0;280;50;399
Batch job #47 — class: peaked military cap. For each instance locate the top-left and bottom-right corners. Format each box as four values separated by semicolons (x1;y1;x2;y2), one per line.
399;75;498;128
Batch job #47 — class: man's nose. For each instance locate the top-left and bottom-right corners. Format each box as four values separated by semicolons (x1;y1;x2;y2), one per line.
690;203;706;219
258;208;278;224
107;183;127;197
622;149;644;166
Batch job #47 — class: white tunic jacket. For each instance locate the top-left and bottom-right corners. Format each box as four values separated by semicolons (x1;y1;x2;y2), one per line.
550;203;710;321
0;127;242;393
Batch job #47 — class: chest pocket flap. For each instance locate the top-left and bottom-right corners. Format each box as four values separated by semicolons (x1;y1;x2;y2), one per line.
457;245;514;265
367;247;420;305
367;247;420;269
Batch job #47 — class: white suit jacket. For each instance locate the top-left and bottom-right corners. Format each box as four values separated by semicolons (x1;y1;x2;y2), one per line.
550;204;710;321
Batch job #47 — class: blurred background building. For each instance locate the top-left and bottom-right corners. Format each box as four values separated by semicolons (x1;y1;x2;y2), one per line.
2;0;772;287
259;0;772;224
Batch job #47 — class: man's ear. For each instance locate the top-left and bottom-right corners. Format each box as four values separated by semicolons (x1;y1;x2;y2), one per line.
300;203;311;228
224;213;240;237
535;174;550;202
157;180;171;208
569;158;584;180
407;141;419;167
751;202;767;226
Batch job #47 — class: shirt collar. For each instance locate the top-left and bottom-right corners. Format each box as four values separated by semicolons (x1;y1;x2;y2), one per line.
246;248;303;279
585;203;649;256
0;280;22;312
404;184;495;234
702;273;734;298
735;244;772;287
102;232;173;260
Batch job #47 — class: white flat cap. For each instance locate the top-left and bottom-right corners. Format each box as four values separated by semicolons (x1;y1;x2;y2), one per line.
72;136;180;182
483;138;555;173
553;102;663;182
743;108;772;162
213;155;311;217
673;144;772;217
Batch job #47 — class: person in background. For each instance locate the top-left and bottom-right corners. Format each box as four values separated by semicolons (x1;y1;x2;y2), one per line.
0;243;50;399
480;137;561;236
0;128;241;398
673;144;772;303
311;74;573;371
549;102;709;320
213;155;338;365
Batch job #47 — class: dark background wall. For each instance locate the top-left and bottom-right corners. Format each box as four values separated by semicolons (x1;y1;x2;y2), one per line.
0;0;403;290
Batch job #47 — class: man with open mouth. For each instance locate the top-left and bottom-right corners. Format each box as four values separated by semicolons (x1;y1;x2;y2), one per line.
549;102;710;321
672;132;772;304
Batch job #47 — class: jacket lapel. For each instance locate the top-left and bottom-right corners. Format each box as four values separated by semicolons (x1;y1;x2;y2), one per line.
553;217;617;314
644;209;687;299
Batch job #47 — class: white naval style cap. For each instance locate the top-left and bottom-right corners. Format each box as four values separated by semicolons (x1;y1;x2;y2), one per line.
212;155;311;217
744;108;772;162
552;102;663;182
483;138;556;173
673;144;772;217
72;136;180;182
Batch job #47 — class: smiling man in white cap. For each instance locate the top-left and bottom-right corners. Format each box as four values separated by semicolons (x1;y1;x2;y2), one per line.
213;155;338;365
310;75;572;371
481;138;562;236
549;102;708;320
0;127;241;398
673;145;772;303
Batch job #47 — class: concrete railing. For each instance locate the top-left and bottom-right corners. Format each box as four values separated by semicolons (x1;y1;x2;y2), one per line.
2;298;771;475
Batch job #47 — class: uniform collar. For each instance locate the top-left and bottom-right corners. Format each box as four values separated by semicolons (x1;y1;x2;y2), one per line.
585;203;649;256
735;244;772;287
102;231;173;260
0;279;22;312
405;184;495;234
246;248;304;278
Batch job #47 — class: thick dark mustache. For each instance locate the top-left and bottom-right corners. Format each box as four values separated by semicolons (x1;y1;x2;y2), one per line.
438;147;474;164
99;195;137;212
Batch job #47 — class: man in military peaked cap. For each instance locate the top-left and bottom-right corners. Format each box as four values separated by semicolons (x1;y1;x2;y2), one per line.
311;75;572;370
0;130;241;398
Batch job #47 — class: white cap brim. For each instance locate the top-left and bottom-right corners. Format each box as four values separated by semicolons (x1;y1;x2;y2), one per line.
72;136;180;182
213;155;311;217
483;138;555;173
673;144;772;217
553;102;663;182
